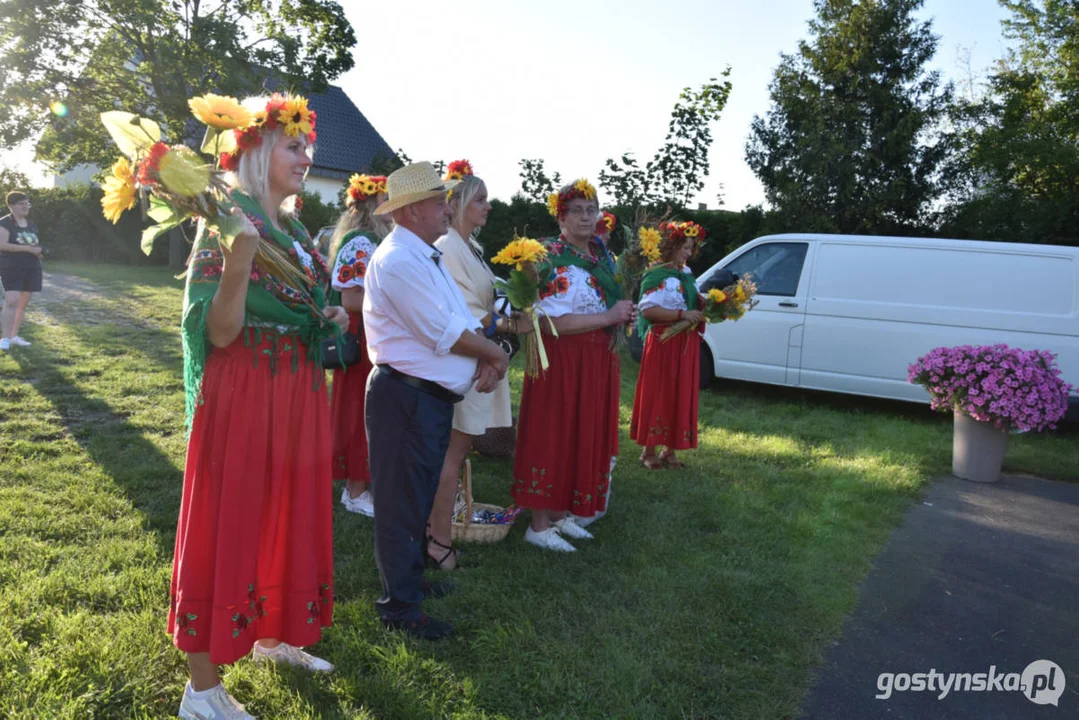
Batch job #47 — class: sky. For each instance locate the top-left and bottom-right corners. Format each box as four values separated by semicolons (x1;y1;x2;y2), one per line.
4;0;1013;209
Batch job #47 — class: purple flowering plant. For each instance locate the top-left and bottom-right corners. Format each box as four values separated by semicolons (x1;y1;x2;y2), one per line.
908;344;1073;432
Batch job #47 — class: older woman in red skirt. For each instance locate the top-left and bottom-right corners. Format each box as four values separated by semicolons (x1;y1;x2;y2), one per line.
630;221;706;470
511;180;636;552
170;94;348;719
327;174;391;517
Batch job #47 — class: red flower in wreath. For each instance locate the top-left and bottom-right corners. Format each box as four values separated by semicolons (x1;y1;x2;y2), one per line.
444;159;474;181
596;211;616;235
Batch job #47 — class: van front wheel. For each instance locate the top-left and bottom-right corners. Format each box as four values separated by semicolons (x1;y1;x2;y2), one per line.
699;342;714;390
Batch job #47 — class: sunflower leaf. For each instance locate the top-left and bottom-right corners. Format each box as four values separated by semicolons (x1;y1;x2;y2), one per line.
101;111;162;159
200;127;237;157
141;216;184;256
213;213;246;252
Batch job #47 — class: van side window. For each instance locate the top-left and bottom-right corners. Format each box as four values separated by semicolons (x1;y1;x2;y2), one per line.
724;242;808;297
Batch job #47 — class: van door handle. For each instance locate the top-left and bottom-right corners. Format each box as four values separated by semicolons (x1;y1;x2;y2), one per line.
778;301;799;308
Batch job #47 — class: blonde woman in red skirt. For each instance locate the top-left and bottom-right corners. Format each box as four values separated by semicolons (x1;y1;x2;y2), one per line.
170;94;348;718
630;221;707;470
327;174;391;517
512;180;636;551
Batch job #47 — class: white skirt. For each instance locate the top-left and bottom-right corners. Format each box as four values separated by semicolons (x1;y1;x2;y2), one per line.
453;373;512;435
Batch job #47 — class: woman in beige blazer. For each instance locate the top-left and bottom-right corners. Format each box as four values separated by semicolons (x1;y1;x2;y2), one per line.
427;161;531;569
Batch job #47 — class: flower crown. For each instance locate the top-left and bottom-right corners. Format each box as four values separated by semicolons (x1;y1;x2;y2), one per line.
189;93;317;173
660;220;707;243
347;173;387;206
444;159;474;181
547;178;597;219
596;211;616;235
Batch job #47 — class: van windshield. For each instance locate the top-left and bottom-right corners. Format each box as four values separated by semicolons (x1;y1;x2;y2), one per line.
721;242;808;297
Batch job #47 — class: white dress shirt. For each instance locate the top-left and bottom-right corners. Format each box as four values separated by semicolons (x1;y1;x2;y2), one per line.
363;225;482;395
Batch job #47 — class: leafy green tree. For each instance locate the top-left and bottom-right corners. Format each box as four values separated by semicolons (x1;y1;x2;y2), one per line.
942;0;1079;244
517;158;562;203
600;72;733;209
746;0;951;234
0;0;356;171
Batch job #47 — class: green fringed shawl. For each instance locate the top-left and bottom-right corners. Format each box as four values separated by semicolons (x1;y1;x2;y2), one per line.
636;264;699;337
545;238;622;310
181;190;334;432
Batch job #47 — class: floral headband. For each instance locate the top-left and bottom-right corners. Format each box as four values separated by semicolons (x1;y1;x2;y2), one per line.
347;173;387;206
660;220;707;243
596;211;616;235
189;93;317;172
444;159;474;181
547;178;597;219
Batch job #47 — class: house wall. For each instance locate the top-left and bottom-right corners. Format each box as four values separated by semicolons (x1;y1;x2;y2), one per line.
50;164;99;188
305;176;344;206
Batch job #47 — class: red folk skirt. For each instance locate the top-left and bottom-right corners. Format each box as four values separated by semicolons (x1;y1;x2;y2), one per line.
513;329;620;517
330;314;373;482
168;332;334;665
630;325;700;449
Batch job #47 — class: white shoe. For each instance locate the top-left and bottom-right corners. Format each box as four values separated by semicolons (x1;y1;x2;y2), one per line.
178;682;256;719
553;516;594;540
9;336;30;347
252;642;334;672
524;526;576;552
340;487;374;517
0;338;9;351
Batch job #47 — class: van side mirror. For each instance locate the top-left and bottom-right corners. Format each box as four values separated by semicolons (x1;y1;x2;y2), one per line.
700;269;739;292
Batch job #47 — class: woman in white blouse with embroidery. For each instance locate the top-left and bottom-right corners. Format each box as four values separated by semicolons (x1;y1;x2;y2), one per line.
511;180;636;552
427;161;531;569
328;174;391;517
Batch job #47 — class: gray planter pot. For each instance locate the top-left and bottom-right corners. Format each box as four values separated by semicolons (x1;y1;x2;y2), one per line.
952;409;1009;483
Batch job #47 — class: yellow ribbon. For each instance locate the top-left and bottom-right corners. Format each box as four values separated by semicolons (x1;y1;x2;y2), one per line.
526;306;558;372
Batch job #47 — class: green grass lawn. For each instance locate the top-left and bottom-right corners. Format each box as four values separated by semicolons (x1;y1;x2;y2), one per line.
1;262;1076;719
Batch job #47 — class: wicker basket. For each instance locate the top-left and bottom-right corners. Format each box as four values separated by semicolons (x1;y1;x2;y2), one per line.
450;459;514;544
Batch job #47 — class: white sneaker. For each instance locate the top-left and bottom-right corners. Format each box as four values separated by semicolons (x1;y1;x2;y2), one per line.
252;642;334;672
524;526;576;552
0;338;9;351
9;336;30;347
178;682;255;719
553;516;594;540
340;487;375;517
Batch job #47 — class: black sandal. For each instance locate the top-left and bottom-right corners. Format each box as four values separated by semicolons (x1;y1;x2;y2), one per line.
424;534;458;571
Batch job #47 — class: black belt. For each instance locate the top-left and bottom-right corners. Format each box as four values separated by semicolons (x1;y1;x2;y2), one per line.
377;365;464;405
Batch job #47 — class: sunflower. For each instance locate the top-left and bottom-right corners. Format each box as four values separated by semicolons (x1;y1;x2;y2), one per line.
684;223;700;238
638;226;662;263
546;193;560;217
491;237;549;271
573;178;597;200
277;96;315;137
189;94;253;130
707;288;727;304
101;157;136;224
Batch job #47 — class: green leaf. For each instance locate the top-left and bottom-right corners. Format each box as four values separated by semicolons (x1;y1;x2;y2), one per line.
212;213;246;252
200;127;237;157
140;215;185;256
100;112;162;159
147;195;180;224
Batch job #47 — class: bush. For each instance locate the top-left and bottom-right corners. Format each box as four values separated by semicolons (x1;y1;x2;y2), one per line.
5;184;165;264
297;190;340;238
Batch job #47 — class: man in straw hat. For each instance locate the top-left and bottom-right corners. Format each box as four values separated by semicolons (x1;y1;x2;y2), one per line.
363;161;509;640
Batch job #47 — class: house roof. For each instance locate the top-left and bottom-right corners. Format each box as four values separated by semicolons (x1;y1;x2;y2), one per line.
306;85;394;181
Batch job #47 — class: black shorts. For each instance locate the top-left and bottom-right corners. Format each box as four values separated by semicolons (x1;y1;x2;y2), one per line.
0;259;43;293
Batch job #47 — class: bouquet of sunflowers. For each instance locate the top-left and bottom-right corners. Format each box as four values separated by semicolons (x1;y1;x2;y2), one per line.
660;275;758;341
490;236;557;376
98;93;318;310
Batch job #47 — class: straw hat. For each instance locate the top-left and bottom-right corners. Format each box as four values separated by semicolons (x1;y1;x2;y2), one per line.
374;161;459;216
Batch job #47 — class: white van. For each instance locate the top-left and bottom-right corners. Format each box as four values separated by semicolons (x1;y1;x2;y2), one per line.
695;233;1079;415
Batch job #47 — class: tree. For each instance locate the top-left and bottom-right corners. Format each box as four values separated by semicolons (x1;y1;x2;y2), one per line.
517;158;562;203
746;0;951;234
942;0;1079;244
599;73;733;210
0;0;356;171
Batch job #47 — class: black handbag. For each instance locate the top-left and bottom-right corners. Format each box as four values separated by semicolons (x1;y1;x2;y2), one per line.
321;330;362;370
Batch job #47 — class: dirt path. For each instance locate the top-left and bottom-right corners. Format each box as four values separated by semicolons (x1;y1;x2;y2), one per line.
18;271;155;329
